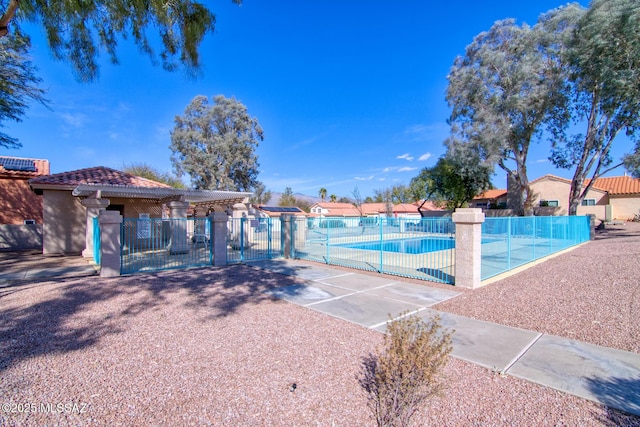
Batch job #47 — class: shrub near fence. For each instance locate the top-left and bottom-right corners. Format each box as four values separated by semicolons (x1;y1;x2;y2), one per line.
481;215;591;280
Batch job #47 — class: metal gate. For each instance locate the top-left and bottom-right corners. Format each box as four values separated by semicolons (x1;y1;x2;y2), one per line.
120;217;212;274
227;216;284;263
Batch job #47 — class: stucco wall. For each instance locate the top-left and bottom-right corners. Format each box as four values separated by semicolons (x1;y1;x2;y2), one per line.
42;190;86;254
109;198;164;218
530;178;609;216
610;196;640;220
0;177;44;224
0;224;43;250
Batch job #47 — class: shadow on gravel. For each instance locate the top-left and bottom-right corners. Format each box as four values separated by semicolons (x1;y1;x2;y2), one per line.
594;224;640;241
586;375;640;425
0;264;300;374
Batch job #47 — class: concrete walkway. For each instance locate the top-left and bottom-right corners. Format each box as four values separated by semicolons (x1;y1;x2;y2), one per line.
248;259;640;418
0;251;99;285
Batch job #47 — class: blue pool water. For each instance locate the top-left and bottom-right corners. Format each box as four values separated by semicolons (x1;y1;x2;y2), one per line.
340;238;455;254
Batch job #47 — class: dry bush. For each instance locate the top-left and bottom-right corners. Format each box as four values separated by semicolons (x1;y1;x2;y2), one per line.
358;312;453;427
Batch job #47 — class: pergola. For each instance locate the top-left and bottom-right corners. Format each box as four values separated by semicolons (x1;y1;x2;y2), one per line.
72;183;252;258
72;183;251;212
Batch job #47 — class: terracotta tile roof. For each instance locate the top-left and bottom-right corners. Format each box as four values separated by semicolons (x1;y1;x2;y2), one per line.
29;166;171;189
416;200;445;211
589;176;640;195
0;156;50;178
392;203;420;214
309;202;361;217
473;189;507;200
360;203;389;214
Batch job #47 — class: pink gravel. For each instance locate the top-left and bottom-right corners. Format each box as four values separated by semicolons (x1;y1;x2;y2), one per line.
434;222;640;354
1;224;639;426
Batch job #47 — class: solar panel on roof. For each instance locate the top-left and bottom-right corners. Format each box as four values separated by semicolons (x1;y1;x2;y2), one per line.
261;206;300;213
0;157;37;172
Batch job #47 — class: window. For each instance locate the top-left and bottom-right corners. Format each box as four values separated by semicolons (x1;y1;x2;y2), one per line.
581;199;596;206
540;200;559;207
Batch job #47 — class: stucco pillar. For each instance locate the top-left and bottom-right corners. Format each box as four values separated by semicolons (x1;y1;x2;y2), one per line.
282;215;292;258
587;214;596;240
168;200;190;254
452;208;485;289
99;210;122;277
210;212;228;266
81;198;110;258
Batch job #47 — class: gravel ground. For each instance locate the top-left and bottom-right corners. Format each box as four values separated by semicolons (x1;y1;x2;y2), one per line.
434;222;640;354
1;224;640;426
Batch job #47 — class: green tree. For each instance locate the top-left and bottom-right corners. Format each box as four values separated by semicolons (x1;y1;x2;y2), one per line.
330;194;337;202
409;156;492;211
0;0;241;82
123;162;185;188
0;32;48;149
547;0;640;215
446;11;574;215
170;95;263;191
249;182;272;205
278;187;296;207
318;187;327;202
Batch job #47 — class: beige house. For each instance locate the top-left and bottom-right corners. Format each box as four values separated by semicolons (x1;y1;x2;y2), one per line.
471;189;508;209
29;166;249;255
529;174;640;220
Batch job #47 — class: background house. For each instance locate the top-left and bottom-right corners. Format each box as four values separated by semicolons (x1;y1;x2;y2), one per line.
479;174;640;220
0;156;50;250
472;189;508;209
529;174;640;220
0;156;50;225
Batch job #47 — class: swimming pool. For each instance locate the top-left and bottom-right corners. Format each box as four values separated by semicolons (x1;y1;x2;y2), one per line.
340;237;455;254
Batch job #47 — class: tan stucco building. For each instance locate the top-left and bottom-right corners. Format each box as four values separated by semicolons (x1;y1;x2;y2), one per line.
29;166;249;255
529;174;640;221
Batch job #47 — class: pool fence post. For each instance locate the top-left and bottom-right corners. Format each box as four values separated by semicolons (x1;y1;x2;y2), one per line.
210;212;228;266
452;208;485;289
282;215;292;258
168;201;190;254
99;210;122;277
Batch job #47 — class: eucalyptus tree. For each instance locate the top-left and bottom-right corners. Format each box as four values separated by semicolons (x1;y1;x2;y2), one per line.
446;9;576;215
170;95;263;191
0;0;241;82
547;0;640;215
0;32;47;149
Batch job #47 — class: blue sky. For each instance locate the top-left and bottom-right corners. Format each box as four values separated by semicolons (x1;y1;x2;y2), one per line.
6;0;632;199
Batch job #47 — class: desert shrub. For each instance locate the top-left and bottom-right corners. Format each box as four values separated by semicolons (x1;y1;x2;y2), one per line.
358;312;453;427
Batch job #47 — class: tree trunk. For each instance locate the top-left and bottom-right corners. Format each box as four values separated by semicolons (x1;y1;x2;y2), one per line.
0;0;19;37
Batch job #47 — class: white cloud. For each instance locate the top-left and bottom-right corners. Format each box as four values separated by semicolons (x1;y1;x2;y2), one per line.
59;112;88;128
418;152;432;161
383;167;393;173
398;166;418;172
397;153;414;161
355;176;374;181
